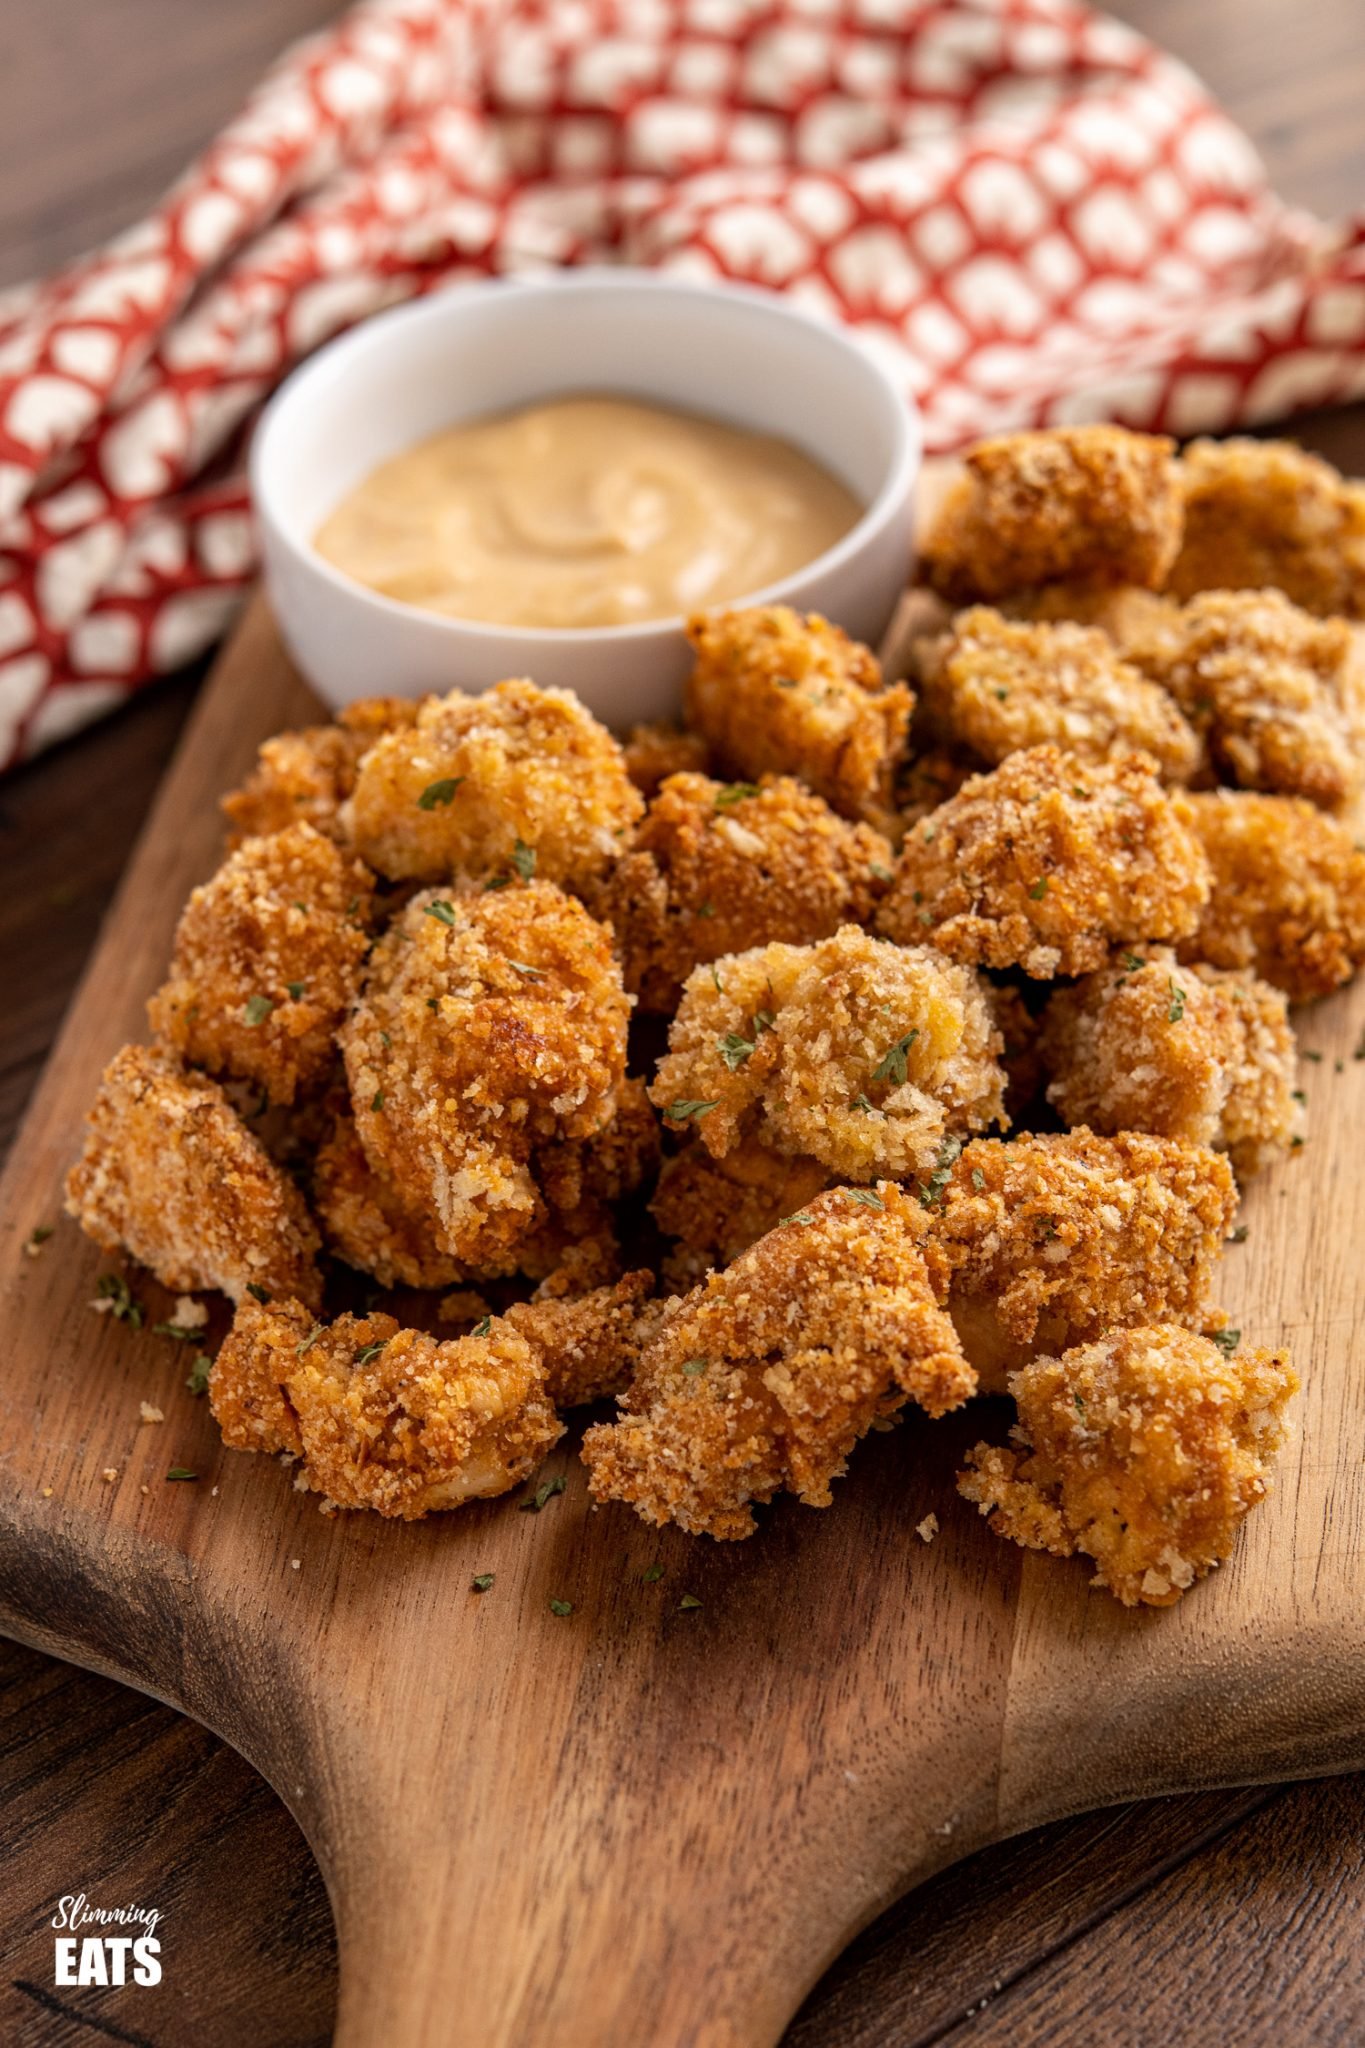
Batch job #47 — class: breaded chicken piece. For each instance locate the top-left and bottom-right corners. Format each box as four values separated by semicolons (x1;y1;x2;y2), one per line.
925;1129;1237;1391
313;1110;467;1289
532;1075;661;1218
506;1271;656;1407
896;746;975;829
684;606;912;827
211;1296;562;1518
1002;582;1184;651
1170;438;1365;616
878;746;1210;978
344;677;642;890
147;823;374;1104
650;1143;832;1282
919;427;1182;604
65;1044;322;1306
1120;588;1365;812
1179;790;1365;1001
341;882;629;1270
958;1325;1297;1606
621;722;713;798
1041;949;1299;1176
916;607;1200;783
221;697;421;848
596;772;892;1012
582;1184;973;1538
651;926;1005;1177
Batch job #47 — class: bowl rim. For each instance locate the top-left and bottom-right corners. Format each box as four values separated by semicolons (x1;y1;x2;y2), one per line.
250;267;921;647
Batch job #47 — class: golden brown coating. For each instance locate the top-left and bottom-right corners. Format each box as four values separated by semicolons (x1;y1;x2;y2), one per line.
344;677;643;889
917;607;1200;782
684;606;912;826
341;881;630;1272
65;1044;322;1306
313;1111;466;1289
596;772;892;1012
221;698;420;848
581;1184;974;1538
878;746;1210;978
926;1129;1237;1390
1170;438;1365;616
621;722;713;798
505;1271;656;1408
919;427;1182;604
1002;581;1183;651
651;925;1006;1178
650;1143;832;1282
211;1296;562;1518
1179;790;1365;1002
147;823;374;1104
1120;588;1365;812
958;1325;1298;1606
1041;948;1299;1176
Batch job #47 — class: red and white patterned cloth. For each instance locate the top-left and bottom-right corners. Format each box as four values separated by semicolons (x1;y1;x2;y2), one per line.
3;0;1364;768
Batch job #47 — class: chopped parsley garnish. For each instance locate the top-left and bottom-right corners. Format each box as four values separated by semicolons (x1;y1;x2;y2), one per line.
1354;1028;1365;1061
1212;1327;1241;1355
850;1092;880;1115
152;1320;198;1341
872;1029;919;1087
1028;877;1049;901
371;1089;385;1112
681;1357;708;1376
1302;1050;1323;1063
186;1356;213;1396
717;1031;756;1070
642;1563;664;1582
472;1573;495;1593
1074;1394;1086;1415
1230;1225;1249;1243
711;964;724;993
869;862;893;883
696;900;715;919
472;1315;493;1338
971;1167;985;1190
773;673;798;689
666;1098;719;1123
781;1209;817;1228
507;958;545;979
510;837;537;881
678;1594;702;1612
285;981;306;1000
918;1136;963;1209
246;1283;271;1305
296;1324;323;1358
1167;978;1186;1024
714;783;760;807
166;1468;198;1482
752;1009;775;1034
424;899;458;926
416;777;464;810
243;994;274;1027
1119;953;1146;975
548;1598;574;1617
354;1342;387;1367
95;1272;143;1327
995;687;1009;702
521;1474;566;1513
427;996;441;1011
842;1188;884;1209
27;1224;54;1249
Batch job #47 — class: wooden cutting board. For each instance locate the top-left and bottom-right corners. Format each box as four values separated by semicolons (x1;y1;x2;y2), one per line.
2;592;1363;2048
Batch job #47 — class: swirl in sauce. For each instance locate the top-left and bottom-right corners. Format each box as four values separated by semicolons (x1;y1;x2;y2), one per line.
313;395;862;630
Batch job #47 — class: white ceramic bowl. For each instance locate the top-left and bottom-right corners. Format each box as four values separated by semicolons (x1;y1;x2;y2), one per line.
251;270;920;728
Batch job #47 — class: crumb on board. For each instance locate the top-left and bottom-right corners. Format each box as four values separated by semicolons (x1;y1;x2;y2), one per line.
101;1468;118;1484
917;1513;940;1543
139;1401;164;1424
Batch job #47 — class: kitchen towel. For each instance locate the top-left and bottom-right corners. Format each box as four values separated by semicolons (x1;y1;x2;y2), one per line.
2;0;1364;767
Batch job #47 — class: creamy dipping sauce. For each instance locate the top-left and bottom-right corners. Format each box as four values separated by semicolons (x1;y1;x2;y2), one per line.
313;395;862;629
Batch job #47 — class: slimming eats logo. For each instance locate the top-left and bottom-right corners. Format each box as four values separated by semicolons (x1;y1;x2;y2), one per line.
51;1894;162;1987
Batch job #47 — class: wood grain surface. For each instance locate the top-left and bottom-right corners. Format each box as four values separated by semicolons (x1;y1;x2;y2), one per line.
4;3;1365;2044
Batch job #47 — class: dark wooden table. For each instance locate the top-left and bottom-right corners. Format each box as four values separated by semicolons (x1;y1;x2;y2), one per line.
3;4;1364;2043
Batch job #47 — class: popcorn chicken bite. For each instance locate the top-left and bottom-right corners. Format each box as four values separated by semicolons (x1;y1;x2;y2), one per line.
879;746;1209;978
621;722;713;798
919;426;1182;604
651;925;1005;1178
1041;948;1299;1176
582;1184;973;1538
958;1325;1298;1606
65;1045;322;1306
341;881;630;1270
345;677;642;889
925;1129;1237;1390
148;822;373;1103
506;1270;656;1408
221;697;422;849
1122;588;1365;812
650;1142;832;1284
684;605;912;826
1179;790;1365;1001
212;1296;562;1517
916;607;1200;782
1170;438;1365;616
596;772;892;1012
